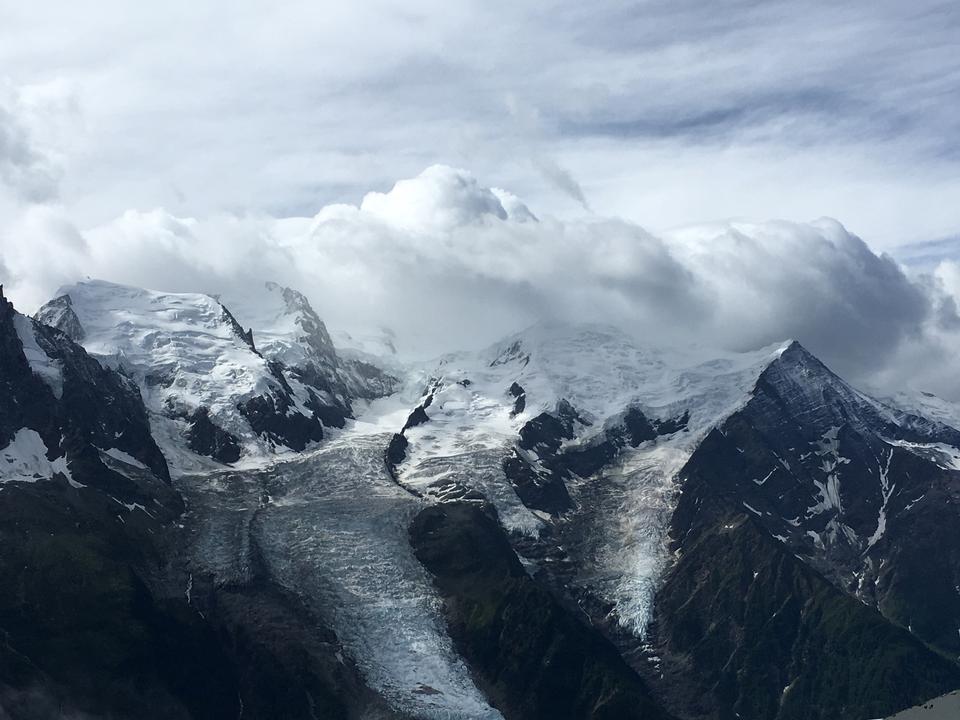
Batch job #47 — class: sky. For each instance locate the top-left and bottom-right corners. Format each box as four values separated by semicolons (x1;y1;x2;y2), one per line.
1;1;960;397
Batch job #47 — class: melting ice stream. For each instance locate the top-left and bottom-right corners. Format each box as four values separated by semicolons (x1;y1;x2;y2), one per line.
176;429;503;720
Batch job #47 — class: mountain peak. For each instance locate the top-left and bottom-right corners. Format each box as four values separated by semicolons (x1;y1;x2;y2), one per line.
36;279;330;471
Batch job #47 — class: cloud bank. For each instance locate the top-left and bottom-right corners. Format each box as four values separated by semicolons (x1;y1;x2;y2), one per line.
2;163;959;401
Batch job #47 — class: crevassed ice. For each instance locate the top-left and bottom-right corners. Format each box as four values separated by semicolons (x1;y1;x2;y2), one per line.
177;430;502;719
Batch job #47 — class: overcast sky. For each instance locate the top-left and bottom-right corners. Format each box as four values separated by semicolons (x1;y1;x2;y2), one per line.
2;0;959;245
2;1;960;397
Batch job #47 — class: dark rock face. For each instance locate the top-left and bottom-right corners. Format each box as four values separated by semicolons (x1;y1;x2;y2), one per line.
0;482;240;720
199;587;370;720
518;399;583;454
503;400;585;514
185;407;242;463
340;357;399;400
220;303;256;350
239;392;324;452
385;433;409;481
623;407;658;445
0;292;236;719
265;282;400;410
506;402;689;516
629;344;960;719
221;287;371;442
508;382;526;416
383;383;439;481
409;502;675;720
182;555;396;720
490;340;530;368
694;343;960;659
1;292;168;487
402;405;430;431
651;410;689;437
641;434;960;720
502;450;573;515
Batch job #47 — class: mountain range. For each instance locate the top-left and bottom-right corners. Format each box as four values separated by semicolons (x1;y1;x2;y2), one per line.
1;278;959;720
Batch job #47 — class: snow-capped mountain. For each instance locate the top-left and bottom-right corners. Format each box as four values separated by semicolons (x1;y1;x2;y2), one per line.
2;286;169;487
3;278;960;720
655;341;960;676
0;287;218;718
388;325;794;627
219;281;399;405
382;324;960;719
36;280;397;473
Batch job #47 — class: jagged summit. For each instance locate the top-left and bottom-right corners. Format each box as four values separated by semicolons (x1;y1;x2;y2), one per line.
35;292;86;342
220;280;399;404
756;336;960;446
219;281;339;371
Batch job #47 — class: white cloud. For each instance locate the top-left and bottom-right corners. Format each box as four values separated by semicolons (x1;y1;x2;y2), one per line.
360;165;520;231
3;164;959;402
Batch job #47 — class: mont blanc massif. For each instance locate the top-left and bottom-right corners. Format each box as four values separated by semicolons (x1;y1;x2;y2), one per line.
1;276;959;720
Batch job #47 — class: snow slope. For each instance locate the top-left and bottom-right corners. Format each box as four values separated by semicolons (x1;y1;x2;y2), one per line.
220;281;400;404
0;428;73;486
219;281;338;371
878;389;960;434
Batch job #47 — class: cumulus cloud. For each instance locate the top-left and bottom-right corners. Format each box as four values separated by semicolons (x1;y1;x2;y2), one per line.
3;163;959;401
360;165;525;231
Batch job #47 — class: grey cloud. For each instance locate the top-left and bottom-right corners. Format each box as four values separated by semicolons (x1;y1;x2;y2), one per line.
554;88;913;147
532;157;591;212
668;220;932;379
0;104;60;202
544;0;959;162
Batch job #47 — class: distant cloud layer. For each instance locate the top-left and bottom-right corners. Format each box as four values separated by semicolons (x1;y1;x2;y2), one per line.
3;164;960;402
